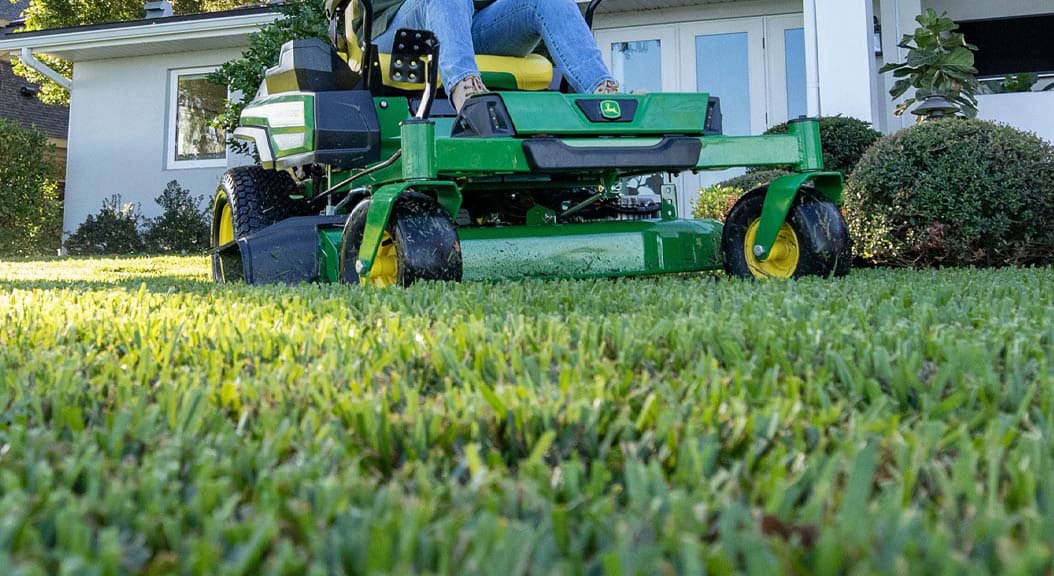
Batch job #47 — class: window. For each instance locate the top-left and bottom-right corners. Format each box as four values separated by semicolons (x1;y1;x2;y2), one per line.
611;40;663;94
784;28;807;120
167;67;227;169
958;15;1054;78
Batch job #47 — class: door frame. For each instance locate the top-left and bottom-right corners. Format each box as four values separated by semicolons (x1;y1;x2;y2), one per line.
595;24;680;93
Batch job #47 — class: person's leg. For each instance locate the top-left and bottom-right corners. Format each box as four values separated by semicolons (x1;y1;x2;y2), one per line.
373;0;482;103
471;0;616;93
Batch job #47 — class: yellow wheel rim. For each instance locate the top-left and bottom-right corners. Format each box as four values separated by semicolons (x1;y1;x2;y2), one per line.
744;219;800;279
361;231;398;287
217;201;234;246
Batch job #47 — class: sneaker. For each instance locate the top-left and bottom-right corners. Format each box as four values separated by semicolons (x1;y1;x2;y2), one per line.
593;79;620;94
451;75;488;112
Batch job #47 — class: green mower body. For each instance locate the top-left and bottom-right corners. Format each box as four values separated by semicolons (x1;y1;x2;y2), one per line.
211;3;851;286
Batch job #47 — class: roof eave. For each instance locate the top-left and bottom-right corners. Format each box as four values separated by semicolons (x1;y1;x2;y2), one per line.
0;11;278;62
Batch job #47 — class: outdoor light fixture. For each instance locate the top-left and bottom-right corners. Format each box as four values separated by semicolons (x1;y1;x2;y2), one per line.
912;94;959;119
19;85;39;98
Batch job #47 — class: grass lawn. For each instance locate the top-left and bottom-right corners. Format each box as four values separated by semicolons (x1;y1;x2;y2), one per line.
1;257;1052;575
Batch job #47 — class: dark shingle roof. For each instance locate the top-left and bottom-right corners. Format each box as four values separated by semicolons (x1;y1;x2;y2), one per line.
0;0;28;25
0;60;69;140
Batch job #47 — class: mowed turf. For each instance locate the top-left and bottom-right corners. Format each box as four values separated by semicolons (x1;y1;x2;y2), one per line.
1;257;1052;575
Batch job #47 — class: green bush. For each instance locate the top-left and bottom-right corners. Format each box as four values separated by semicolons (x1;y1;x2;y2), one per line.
66;195;145;255
759;116;881;175
0;119;63;256
692;185;741;220
845;118;1054;267
693;171;791;220
720;169;792;192
144;181;210;254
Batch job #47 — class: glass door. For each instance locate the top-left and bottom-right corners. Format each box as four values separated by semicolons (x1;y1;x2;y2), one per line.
677;19;767;211
596;26;679;214
766;15;809;125
596;25;678;93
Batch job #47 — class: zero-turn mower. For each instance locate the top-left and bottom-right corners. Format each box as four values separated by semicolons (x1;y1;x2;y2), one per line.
211;0;851;286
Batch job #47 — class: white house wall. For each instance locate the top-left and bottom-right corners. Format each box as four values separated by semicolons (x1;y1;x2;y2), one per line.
64;47;252;235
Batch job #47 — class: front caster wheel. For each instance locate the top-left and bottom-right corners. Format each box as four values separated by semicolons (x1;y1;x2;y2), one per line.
722;187;851;279
338;191;463;287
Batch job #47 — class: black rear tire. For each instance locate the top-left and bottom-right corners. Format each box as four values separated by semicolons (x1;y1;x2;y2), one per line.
722;187;851;279
339;191;463;287
211;167;309;282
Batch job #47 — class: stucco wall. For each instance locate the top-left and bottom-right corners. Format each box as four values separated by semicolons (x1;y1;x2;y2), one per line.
64;48;252;235
978;93;1054;145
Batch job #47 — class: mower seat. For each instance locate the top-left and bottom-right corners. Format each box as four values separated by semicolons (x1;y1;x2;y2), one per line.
378;53;553;91
341;2;553;92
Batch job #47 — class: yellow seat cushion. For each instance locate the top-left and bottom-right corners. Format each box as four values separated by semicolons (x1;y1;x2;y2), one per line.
377;53;554;92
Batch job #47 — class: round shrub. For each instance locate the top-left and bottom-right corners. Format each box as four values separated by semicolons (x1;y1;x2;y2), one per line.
845;118;1054;267
719;169;791;192
760;116;881;175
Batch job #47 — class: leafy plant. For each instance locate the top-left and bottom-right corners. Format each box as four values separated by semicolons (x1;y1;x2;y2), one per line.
845;118;1054;267
1000;73;1038;93
65;194;145;255
693;185;741;220
880;9;980;118
208;0;329;153
0;118;62;255
143;180;210;254
170;0;258;14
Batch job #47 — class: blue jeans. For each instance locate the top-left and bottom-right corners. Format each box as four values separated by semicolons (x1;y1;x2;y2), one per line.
374;0;615;95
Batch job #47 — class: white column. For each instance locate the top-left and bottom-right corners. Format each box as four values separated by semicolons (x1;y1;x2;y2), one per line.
879;0;923;133
805;0;881;126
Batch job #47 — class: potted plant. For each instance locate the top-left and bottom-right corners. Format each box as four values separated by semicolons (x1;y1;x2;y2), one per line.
880;9;979;120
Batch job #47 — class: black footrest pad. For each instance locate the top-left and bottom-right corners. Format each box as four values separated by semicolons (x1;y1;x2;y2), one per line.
522;137;702;173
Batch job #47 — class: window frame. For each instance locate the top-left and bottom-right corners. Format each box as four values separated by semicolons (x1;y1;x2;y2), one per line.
166;66;229;171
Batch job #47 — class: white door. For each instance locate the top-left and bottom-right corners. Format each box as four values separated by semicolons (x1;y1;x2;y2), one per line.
677;19;767;207
595;26;679;210
594;15;809;216
766;15;809;126
596;25;678;93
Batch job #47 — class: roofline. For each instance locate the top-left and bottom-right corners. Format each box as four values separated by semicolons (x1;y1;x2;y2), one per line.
7;5;275;39
0;8;278;57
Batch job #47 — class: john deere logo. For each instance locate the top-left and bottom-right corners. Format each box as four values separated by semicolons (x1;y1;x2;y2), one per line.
600;100;622;120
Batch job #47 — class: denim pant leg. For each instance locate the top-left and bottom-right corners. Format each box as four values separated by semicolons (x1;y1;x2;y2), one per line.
472;0;614;93
373;0;481;95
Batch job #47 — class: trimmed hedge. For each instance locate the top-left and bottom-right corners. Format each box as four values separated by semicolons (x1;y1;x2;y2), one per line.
760;116;881;175
845;118;1054;267
719;170;792;192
